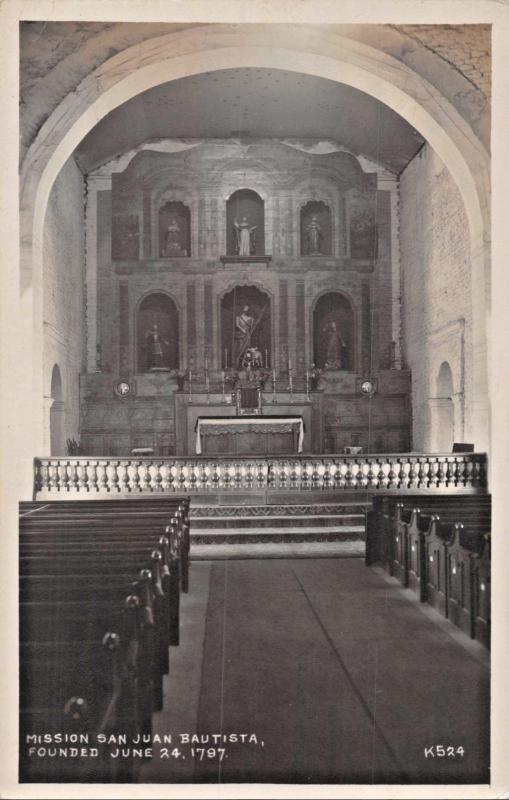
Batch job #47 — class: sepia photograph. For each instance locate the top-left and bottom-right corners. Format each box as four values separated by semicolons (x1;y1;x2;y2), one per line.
2;0;509;797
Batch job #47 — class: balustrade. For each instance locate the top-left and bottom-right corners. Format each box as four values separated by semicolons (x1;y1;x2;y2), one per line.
33;452;487;498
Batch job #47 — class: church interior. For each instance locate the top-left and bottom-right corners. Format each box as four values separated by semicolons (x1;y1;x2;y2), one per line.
11;19;498;790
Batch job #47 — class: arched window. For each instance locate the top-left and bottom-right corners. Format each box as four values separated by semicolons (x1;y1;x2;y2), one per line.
435;361;455;451
49;364;65;456
300;201;332;256
226;189;264;256
137;293;179;372
159;201;191;257
221;285;271;369
313;292;355;370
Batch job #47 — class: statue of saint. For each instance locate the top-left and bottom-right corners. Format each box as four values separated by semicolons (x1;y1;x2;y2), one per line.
234;217;257;256
164;218;182;254
306;215;322;255
323;320;346;369
234;305;255;366
145;323;169;370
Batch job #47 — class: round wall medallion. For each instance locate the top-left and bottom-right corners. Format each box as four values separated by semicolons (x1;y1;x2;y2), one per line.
114;380;131;397
360;379;376;396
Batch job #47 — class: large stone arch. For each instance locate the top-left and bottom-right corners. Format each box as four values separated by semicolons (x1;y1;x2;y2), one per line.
17;25;491;493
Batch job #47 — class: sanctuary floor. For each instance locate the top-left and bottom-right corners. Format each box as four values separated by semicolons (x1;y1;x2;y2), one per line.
139;558;489;785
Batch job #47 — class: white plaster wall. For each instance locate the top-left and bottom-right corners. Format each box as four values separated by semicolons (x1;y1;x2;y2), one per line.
42;157;85;454
400;144;473;451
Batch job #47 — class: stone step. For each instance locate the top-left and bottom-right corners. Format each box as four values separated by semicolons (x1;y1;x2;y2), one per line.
190;541;366;559
191;514;365;528
191;525;365;537
190;503;369;516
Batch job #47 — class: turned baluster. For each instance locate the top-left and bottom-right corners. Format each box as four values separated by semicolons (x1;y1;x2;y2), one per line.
119;460;130;492
140;461;151;492
233;463;242;489
278;461;288;488
211;462;221;488
344;458;353;488
385;458;396;489
300;460;310;488
88;461;99;492
98;461;109;492
110;460;120;493
256;462;266;488
77;460;88;492
444;457;455;487
417;457;428;489
366;458;376;489
435;457;445;488
186;464;196;492
245;462;254;489
322;460;332;489
47;461;59;492
59;460;70;493
65;460;76;493
407;457;418;489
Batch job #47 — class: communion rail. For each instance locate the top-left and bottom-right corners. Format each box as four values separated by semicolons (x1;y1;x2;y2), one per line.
33;453;487;499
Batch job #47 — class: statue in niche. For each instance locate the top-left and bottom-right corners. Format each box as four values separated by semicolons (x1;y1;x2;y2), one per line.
164;218;185;256
234;217;257;256
234;305;255;365
306;215;323;255
323;320;347;370
145;323;169;370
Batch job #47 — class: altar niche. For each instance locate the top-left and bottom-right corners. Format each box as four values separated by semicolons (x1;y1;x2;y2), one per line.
300;201;332;256
137;293;179;372
313;292;354;370
221;286;271;370
158;201;191;257
226;189;265;256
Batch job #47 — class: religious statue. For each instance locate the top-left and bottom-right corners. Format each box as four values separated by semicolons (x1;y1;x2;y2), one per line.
145;323;169;370
306;215;322;255
234;217;257;256
164;218;183;255
323;320;346;369
234;305;255;366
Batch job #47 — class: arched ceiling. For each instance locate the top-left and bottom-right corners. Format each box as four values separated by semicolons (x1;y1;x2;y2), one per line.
20;22;490;169
73;68;425;174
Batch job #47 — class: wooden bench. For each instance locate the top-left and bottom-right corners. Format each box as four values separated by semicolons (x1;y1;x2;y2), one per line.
365;494;491;646
19;497;190;782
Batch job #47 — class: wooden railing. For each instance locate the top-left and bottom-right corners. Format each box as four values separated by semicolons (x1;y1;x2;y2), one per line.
34;453;487;498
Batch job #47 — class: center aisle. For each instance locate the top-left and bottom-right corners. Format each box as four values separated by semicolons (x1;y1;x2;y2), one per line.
140;559;489;785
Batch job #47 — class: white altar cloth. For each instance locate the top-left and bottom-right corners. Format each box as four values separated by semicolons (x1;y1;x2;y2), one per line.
194;415;305;455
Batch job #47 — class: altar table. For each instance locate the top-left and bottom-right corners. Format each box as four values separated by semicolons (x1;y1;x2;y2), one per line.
195;415;305;455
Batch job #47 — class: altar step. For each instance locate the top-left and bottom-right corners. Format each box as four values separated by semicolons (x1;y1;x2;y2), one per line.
189;502;369;559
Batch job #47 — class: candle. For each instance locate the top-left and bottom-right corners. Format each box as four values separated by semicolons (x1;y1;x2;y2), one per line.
205;357;208;371
224;348;227;368
222;370;225;381
288;359;292;370
265;349;268;368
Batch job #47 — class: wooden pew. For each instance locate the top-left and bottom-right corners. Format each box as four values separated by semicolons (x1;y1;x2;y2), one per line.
19;497;189;781
365;494;491;646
